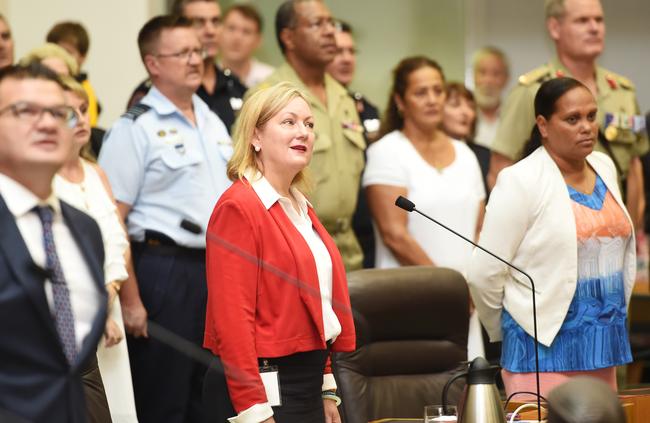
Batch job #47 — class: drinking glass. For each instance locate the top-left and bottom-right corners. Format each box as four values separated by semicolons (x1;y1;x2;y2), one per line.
424;405;457;422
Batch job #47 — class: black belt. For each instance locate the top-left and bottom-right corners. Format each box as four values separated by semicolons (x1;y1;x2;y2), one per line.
131;230;205;258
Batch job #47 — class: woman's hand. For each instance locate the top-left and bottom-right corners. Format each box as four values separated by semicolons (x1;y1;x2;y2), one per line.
323;398;341;423
261;418;276;423
104;317;123;347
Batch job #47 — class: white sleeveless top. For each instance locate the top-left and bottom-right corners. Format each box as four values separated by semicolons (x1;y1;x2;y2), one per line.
54;160;128;284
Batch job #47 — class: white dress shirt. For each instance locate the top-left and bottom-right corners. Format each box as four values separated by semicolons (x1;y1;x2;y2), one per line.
0;172;101;352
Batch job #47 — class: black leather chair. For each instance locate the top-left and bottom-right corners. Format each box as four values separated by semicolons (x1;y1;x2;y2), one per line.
334;266;469;423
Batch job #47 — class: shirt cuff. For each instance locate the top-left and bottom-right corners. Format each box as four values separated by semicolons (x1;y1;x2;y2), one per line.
227;402;273;423
322;373;337;391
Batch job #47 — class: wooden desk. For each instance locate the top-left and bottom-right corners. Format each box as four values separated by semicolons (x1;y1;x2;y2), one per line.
369;419;423;423
628;293;650;384
619;388;650;423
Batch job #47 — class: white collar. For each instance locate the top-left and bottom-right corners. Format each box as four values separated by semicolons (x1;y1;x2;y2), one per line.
0;172;61;218
244;169;311;212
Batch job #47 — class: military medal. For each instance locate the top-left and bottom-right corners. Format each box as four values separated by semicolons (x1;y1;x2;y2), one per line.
633;115;646;134
604;125;618;141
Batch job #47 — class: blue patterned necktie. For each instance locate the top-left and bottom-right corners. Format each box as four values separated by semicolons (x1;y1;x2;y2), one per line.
34;205;78;365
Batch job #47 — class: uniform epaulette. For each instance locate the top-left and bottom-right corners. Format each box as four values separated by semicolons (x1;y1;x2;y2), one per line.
601;67;635;91
518;66;552;86
121;104;152;121
614;74;635;90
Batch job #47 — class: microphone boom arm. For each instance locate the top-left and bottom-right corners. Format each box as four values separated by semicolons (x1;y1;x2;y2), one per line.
395;196;542;422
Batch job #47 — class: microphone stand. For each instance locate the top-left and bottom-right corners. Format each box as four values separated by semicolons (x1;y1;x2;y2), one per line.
395;196;542;422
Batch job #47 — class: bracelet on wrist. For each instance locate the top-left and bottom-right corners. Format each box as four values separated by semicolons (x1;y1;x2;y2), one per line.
322;391;341;406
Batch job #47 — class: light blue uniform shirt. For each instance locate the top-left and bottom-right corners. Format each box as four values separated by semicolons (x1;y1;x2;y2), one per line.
98;86;232;248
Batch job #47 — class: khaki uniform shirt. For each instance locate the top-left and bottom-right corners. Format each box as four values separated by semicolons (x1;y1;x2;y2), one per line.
493;58;648;178
256;63;366;270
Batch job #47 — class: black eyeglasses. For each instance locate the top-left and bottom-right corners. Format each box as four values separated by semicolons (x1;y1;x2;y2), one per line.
155;48;207;62
0;101;78;128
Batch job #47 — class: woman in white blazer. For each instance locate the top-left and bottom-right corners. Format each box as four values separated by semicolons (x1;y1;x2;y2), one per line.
468;77;636;398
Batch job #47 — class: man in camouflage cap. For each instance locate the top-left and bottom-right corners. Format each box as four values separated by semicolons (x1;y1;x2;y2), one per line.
488;0;648;228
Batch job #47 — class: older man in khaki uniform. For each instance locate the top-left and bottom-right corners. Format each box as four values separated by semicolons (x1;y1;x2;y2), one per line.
489;0;648;228
256;0;365;270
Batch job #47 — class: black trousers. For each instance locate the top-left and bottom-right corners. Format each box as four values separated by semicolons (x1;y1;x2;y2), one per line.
203;350;329;423
128;243;208;423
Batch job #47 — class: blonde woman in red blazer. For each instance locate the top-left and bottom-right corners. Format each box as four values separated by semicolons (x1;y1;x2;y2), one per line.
203;81;356;423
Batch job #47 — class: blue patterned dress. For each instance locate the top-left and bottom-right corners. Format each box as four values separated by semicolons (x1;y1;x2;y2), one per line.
501;175;632;372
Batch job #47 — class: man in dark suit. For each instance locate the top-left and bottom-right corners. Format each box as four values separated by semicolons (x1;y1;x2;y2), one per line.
0;63;107;423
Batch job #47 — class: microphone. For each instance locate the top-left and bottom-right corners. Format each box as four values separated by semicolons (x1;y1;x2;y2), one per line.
395;195;542;422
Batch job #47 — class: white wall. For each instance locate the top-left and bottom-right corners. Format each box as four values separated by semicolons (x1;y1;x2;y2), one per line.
5;0;166;128
464;0;650;112
2;0;648;127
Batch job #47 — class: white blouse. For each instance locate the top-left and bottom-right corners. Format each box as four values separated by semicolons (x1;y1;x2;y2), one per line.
363;130;486;273
54;160;129;285
247;172;342;342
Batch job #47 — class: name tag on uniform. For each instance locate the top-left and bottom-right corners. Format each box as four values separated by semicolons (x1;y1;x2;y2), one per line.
260;361;281;407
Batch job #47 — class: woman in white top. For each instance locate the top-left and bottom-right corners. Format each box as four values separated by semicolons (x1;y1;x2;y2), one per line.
55;77;138;423
363;57;485;273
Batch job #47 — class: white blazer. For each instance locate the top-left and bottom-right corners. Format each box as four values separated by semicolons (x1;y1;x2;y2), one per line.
468;147;636;347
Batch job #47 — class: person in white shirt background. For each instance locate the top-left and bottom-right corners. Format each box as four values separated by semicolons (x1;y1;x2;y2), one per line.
471;46;509;150
363;56;485;360
54;76;138;423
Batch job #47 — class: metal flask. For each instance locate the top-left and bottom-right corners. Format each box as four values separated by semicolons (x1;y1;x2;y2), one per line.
442;357;506;423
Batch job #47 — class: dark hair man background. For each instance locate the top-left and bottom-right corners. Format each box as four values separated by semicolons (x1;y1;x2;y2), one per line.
0;63;107;423
257;0;366;271
126;0;246;133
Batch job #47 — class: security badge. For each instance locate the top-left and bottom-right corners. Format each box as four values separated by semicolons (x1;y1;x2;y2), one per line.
259;360;281;407
363;118;381;134
604;112;646;141
229;97;243;111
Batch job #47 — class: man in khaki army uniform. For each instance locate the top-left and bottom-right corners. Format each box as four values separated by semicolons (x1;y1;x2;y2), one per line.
256;0;366;270
488;0;648;228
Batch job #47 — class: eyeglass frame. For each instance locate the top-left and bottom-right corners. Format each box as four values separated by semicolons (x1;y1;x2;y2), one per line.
154;47;207;63
0;101;78;128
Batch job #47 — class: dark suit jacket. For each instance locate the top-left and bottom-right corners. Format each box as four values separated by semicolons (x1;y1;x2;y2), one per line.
0;194;107;423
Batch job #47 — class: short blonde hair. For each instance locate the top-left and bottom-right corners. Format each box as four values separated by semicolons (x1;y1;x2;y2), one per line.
545;0;566;20
19;43;79;75
227;81;312;192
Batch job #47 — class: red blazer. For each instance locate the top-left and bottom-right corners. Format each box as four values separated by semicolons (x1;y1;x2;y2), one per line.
204;179;356;413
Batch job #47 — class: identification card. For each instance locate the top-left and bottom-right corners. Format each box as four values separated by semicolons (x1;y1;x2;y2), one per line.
260;361;281;407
